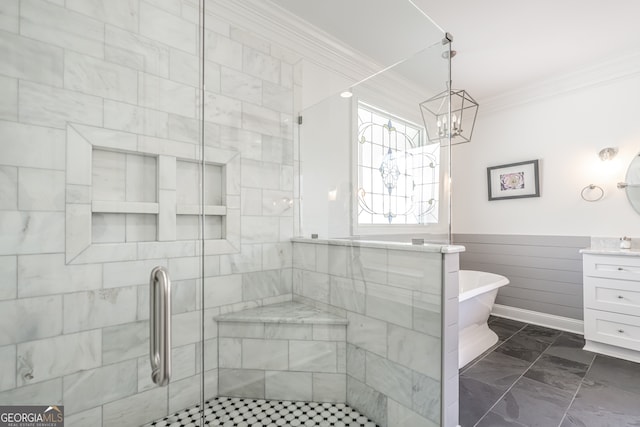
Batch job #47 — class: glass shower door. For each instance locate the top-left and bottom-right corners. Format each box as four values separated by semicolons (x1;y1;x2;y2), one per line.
0;1;207;425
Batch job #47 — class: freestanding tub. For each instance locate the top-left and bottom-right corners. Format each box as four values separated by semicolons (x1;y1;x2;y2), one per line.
458;270;510;368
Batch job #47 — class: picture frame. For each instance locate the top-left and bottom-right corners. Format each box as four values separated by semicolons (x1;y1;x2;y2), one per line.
487;159;540;201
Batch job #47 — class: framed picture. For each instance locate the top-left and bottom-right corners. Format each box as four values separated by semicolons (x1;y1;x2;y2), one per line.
487;159;540;201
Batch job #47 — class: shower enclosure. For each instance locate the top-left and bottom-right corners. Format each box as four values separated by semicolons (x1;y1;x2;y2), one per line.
0;0;456;426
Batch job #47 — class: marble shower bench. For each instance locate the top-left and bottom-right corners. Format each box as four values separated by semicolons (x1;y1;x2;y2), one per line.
214;301;348;402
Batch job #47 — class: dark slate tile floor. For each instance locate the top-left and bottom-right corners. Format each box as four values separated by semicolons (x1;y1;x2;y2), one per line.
459;316;640;427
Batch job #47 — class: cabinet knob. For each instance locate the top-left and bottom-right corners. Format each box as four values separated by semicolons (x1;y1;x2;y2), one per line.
618;267;625;271
618;295;624;299
618;329;625;333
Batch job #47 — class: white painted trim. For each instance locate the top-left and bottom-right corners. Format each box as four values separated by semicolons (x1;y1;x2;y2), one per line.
491;304;584;335
584;340;640;364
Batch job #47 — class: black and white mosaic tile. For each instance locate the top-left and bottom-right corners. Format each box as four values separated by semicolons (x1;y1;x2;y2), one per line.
147;396;379;427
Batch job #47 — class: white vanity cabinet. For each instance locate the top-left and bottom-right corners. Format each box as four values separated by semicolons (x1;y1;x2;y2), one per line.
582;252;640;362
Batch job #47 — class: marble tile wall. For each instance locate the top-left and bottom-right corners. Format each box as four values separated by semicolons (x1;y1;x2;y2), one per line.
292;241;450;427
0;1;297;426
217;320;346;402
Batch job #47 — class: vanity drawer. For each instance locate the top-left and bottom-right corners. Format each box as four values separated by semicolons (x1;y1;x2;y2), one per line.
584;309;640;352
584;277;640;316
583;254;640;281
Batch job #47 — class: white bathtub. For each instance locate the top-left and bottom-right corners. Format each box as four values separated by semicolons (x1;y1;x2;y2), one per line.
458;270;509;368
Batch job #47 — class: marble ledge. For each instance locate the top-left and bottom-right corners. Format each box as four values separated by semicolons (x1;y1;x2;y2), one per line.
291;237;465;254
580;248;640;257
214;301;348;325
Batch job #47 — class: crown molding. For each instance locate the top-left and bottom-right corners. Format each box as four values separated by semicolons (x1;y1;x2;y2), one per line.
481;52;640;115
206;0;441;103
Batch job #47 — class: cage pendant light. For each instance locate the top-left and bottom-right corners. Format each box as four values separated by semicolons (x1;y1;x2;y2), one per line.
420;85;478;145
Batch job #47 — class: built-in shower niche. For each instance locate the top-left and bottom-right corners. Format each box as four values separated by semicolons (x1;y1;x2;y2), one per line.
91;149;158;243
65;123;241;264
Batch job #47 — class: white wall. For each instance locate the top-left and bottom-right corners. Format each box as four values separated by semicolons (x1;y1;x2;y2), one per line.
452;70;640;237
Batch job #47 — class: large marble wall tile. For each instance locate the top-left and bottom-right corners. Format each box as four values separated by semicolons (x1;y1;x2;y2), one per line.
299;270;330;304
365;352;413;408
140;2;196;55
387;249;441;293
0;23;63;87
219;368;264;398
139;73;197;118
229;27;269;53
264;323;312;340
221;67;262;104
219;337;242;368
169;375;200;413
262;135;293;165
412;372;441;424
241;159;280;190
158;189;177;241
63;359;137;415
168;256;200;281
0;212;64;255
0;296;62;345
66;0;139;32
63;287;137;333
104;100;169;138
265;371;312;401
168;114;200;144
262;243;293;271
387;398;439;427
0;0;18;33
102;321;148;364
289;341;337;373
64;406;101;427
204;30;242;70
0;345;16;391
412;291;441;338
146;0;182;15
0;256;17;301
241;216;279;244
0;121;65;170
172;310;202;346
243;46;280;84
365;282;413;328
18;169;64;211
169;279;197;314
313;372;346;402
204;274;242;307
242;270;288;301
0;167;17;210
16;329;101;386
346;344;366;382
92;149;126;201
204;91;243;128
17;254;101;297
261;190;293;216
220;244;262;274
137;241;196;259
19;81;103;129
103;258;165;288
0;75;17;121
20;0;104;57
262;81;293;113
170;48;199;87
330;276;366;314
346;312;387;358
0;378;62;405
102;387;167;427
65;127;92;187
126;213;157;242
105;25;170;78
242;103;281;137
351;247;388;285
64;51;137;103
347;376;387;427
242;339;288;370
388;324;440;380
219;322;264;339
313;325;346;342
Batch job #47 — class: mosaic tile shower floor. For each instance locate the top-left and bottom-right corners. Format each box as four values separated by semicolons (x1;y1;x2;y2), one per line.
146;396;379;427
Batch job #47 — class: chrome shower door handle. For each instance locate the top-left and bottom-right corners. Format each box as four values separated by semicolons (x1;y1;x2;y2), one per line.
149;266;171;387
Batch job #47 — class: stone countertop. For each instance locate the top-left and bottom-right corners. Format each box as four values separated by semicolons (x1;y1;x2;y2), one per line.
291;237;465;254
214;301;348;325
580;248;640;257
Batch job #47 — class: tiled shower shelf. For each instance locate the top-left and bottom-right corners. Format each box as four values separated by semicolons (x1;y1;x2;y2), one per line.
91;201;159;214
214;301;348;325
176;205;227;215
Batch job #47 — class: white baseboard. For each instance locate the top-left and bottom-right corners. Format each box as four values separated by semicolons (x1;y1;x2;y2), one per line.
491;304;584;335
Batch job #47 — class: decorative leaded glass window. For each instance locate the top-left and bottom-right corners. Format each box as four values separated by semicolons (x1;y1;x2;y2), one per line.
357;102;439;225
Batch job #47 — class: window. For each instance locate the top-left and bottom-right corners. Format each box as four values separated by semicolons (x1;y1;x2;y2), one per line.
357;102;439;226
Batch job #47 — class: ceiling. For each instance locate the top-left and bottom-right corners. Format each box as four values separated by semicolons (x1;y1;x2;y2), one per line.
270;0;640;103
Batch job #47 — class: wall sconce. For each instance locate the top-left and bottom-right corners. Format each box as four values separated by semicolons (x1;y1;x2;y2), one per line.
581;147;618;202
